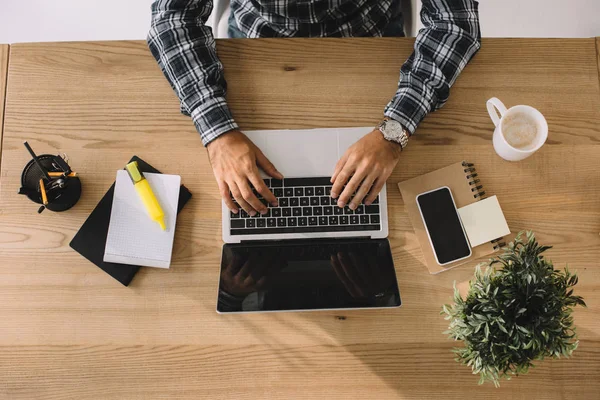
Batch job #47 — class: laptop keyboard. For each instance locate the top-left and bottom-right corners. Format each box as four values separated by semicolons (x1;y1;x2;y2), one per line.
229;177;381;236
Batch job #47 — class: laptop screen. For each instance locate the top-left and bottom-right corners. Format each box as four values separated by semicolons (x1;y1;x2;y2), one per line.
217;239;401;313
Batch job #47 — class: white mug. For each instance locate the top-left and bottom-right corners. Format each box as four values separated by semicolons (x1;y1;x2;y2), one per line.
486;98;548;161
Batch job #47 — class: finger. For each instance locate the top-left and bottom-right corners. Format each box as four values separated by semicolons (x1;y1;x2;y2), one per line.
238;259;252;280
349;252;374;292
248;169;278;207
337;170;366;208
218;180;238;213
331;254;359;298
364;176;386;205
349;173;376;210
237;179;267;215
338;252;366;298
255;147;283;179
255;276;268;290
230;182;257;216
331;153;349;183
330;165;355;200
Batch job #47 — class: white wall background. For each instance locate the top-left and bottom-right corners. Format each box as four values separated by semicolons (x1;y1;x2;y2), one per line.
0;0;599;43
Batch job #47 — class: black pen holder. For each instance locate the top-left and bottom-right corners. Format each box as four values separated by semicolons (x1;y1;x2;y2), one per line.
19;154;82;213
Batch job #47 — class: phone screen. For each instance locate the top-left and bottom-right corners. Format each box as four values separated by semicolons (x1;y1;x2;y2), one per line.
417;187;471;265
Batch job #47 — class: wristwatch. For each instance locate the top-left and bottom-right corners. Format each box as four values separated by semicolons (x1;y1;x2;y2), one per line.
378;118;409;150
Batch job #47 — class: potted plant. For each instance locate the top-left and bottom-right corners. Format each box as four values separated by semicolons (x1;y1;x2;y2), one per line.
441;232;586;386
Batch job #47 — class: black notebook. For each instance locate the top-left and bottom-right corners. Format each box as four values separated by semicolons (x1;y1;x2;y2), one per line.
69;156;192;286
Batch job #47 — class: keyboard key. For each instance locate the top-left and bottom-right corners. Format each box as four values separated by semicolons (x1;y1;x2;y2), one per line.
355;205;364;214
274;188;283;197
290;197;299;207
323;206;333;215
231;220;245;229
350;215;359;224
308;217;318;226
267;218;276;227
263;209;271;218
319;216;328;225
372;196;379;204
310;197;319;206
329;216;339;225
284;188;294;197
315;187;325;196
279;198;289;207
284;177;331;187
263;178;271;187
257;219;266;227
365;205;380;214
300;197;310;206
240;210;249;218
246;219;256;228
294;188;304;197
271;179;283;188
344;207;353;215
292;207;302;216
305;187;315;196
230;211;239;219
283;208;291;217
320;196;330;205
288;217;297;227
334;207;344;215
340;215;349;225
277;218;287;227
298;217;308;226
370;215;380;224
325;187;332;195
272;208;282;217
302;207;312;216
360;215;369;224
313;207;323;216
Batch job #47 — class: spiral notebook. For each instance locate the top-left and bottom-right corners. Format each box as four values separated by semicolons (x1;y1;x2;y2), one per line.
398;161;507;274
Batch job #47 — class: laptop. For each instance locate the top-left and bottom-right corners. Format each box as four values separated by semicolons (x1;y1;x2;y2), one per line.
217;127;401;313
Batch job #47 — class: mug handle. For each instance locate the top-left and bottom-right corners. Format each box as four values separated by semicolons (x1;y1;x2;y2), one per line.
486;97;507;127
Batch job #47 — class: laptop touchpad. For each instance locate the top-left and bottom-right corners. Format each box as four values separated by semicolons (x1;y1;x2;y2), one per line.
245;128;370;178
255;129;337;177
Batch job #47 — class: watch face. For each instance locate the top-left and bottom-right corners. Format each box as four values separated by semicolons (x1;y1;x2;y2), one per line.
381;120;403;139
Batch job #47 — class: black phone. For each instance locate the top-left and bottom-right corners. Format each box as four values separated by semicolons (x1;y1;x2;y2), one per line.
416;187;472;265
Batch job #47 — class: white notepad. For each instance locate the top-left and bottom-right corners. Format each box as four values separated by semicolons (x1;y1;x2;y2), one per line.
458;196;511;248
104;170;181;268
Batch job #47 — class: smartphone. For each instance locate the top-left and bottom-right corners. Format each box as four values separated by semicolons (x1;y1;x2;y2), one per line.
416;187;472;265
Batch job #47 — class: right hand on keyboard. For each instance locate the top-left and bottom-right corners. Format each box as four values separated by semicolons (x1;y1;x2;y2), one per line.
207;130;282;216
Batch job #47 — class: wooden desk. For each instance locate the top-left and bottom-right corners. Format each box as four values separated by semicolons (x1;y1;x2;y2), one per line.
0;44;9;161
1;39;599;399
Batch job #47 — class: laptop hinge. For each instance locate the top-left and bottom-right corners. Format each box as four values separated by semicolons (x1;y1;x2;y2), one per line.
239;236;372;244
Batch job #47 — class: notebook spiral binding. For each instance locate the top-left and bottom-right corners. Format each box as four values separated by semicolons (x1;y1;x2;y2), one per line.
461;161;507;250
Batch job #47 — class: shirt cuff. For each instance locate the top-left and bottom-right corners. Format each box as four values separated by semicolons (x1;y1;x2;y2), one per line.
190;97;239;146
383;77;437;136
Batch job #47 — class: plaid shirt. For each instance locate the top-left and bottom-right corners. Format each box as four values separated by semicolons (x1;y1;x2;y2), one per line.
148;0;481;146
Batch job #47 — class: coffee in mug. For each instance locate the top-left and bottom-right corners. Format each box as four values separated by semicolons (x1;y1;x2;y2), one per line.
486;98;548;161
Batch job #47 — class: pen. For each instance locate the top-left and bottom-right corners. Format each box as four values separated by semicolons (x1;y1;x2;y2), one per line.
24;141;51;181
48;171;77;177
125;161;166;230
39;179;48;205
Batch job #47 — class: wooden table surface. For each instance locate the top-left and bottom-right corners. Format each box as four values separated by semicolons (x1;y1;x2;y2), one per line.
1;38;599;399
0;44;9;162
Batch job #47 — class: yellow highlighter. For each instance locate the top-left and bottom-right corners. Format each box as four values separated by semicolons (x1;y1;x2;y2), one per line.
125;161;166;230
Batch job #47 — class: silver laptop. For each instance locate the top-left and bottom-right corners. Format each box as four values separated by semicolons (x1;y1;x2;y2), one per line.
216;128;400;314
222;127;389;243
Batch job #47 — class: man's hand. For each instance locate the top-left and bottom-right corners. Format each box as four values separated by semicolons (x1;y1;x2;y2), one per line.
208;130;282;216
330;129;401;209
